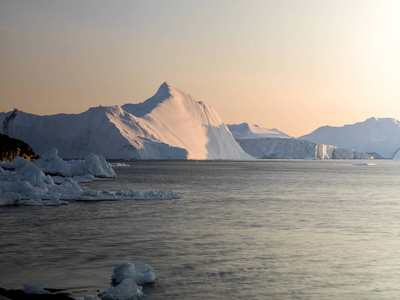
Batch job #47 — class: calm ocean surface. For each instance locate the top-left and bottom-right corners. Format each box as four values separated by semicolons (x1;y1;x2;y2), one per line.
1;160;400;299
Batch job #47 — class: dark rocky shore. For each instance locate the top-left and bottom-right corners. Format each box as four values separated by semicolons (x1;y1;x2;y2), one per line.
0;133;41;162
0;288;74;300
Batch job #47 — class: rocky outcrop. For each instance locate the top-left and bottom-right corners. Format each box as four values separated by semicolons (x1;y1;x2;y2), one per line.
0;133;41;162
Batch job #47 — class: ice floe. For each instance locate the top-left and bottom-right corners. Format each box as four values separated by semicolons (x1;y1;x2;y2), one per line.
353;162;376;166
0;149;179;206
34;148;116;178
110;162;130;167
20;262;155;300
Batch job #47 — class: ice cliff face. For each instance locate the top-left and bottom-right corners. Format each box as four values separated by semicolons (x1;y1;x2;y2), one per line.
299;117;400;158
0;83;250;160
235;137;372;159
228;122;371;159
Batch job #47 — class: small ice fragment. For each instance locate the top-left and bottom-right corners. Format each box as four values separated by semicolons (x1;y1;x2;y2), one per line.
98;278;143;300
23;282;51;294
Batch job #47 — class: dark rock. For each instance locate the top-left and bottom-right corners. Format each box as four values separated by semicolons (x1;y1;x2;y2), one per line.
0;133;41;162
0;287;74;300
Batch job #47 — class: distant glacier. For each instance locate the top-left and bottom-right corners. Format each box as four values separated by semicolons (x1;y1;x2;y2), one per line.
300;117;400;158
228;123;371;159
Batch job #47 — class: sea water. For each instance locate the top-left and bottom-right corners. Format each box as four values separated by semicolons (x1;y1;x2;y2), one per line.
1;160;400;299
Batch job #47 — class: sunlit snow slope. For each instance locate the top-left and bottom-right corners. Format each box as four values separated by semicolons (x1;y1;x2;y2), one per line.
300;117;400;158
227;123;291;139
0;83;250;159
122;83;250;159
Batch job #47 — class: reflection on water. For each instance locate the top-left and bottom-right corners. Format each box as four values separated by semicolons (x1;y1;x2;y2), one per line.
1;160;400;299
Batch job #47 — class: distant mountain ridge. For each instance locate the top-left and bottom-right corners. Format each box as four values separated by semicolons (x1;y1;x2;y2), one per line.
0;83;250;160
299;117;400;158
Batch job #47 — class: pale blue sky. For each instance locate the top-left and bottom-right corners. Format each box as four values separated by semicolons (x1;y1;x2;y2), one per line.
1;0;400;136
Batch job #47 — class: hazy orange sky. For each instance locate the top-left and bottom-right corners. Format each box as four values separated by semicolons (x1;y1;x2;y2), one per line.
1;0;400;137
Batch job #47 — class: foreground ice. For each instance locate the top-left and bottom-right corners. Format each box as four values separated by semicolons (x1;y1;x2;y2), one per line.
23;282;50;294
22;262;155;300
111;263;156;286
98;278;143;300
34;148;116;178
0;150;179;206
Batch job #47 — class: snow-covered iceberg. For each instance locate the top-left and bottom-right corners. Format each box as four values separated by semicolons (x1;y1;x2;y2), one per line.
0;83;250;160
299;117;400;158
0;150;179;206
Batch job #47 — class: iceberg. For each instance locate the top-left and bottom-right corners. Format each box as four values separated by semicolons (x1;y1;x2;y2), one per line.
228;122;371;159
0;83;250;160
231;136;372;160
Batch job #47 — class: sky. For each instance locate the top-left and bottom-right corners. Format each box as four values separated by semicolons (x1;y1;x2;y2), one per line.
1;0;400;137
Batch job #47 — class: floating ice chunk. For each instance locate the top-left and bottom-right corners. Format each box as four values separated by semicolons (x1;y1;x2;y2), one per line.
110;162;130;167
353;162;376;166
34;148;116;178
76;295;100;300
20;196;68;206
115;189;180;200
0;155;179;206
14;156;54;186
72;153;116;178
23;282;50;294
111;262;156;285
98;278;144;300
0;191;21;205
52;174;97;184
34;148;71;176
